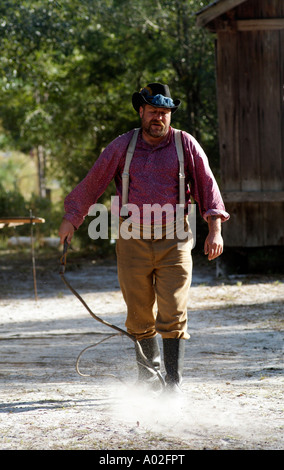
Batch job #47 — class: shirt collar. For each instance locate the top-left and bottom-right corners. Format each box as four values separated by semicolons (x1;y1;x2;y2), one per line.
138;126;173;150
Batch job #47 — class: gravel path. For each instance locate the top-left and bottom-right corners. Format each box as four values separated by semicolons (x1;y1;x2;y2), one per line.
0;251;283;451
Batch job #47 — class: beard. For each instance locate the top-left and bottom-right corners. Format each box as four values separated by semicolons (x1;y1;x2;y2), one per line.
141;117;169;139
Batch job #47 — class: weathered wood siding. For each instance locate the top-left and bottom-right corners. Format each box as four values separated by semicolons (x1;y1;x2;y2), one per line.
214;0;284;246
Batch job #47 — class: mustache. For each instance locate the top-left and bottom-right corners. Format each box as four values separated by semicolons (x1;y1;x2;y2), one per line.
150;120;165;127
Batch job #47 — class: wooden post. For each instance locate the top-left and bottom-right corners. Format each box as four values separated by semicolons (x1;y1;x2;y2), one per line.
30;210;38;301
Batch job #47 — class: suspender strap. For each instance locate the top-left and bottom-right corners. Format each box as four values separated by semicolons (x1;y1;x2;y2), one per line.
174;129;186;207
121;128;185;208
121;128;140;207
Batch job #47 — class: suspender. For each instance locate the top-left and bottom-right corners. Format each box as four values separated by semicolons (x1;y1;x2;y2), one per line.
121;128;185;209
121;128;140;207
174;129;186;207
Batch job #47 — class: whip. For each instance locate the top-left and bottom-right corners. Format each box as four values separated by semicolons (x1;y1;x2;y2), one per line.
59;238;165;387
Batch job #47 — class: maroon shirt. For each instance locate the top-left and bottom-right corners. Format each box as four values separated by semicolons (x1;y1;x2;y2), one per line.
64;127;229;228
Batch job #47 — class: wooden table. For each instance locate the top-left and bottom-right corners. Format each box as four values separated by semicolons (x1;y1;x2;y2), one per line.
0;217;45;229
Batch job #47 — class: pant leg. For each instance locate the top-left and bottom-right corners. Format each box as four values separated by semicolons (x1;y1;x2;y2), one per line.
116;235;157;340
153;228;192;339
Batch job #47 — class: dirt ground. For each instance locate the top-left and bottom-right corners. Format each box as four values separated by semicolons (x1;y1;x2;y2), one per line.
0;248;283;451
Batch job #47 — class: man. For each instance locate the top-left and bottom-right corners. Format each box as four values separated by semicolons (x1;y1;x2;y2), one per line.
59;83;229;394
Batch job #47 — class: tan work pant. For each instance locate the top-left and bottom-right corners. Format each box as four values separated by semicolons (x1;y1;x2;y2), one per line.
116;218;192;341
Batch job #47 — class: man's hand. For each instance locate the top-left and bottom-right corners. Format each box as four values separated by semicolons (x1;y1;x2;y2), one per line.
204;215;223;261
58;219;75;245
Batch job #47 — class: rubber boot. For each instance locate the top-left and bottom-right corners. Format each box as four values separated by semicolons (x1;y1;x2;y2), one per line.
163;338;185;394
135;336;162;391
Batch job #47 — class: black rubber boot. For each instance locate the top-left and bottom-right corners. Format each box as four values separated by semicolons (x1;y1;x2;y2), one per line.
135;336;163;391
163;338;185;394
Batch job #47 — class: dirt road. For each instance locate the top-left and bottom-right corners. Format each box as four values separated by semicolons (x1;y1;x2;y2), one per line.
0;251;283;450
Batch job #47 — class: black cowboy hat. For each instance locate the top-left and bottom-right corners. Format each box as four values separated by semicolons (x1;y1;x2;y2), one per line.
132;83;181;114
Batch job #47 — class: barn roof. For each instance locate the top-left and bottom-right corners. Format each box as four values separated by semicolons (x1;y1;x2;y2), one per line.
196;0;247;27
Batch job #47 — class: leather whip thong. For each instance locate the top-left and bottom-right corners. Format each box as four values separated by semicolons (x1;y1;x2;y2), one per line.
59;238;165;386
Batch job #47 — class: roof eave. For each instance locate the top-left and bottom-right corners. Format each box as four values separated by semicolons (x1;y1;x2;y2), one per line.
196;0;247;28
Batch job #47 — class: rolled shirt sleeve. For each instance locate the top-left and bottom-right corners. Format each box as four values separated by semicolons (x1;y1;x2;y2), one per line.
182;131;229;222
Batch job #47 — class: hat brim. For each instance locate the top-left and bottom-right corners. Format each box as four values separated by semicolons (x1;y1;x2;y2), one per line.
132;92;180;114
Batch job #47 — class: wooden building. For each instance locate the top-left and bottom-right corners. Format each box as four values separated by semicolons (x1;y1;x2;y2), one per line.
196;0;284;250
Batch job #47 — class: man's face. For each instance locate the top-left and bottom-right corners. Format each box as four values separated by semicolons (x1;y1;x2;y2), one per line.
139;104;171;140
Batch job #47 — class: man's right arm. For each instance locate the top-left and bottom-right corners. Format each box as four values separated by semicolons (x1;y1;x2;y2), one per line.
58;130;136;245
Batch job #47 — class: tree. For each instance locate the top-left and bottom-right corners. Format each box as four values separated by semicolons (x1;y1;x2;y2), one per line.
0;0;216;189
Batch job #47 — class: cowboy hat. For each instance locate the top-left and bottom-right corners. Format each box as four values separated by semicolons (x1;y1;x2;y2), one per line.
132;83;181;114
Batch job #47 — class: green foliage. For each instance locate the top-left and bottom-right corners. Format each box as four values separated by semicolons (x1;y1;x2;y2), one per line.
0;182;28;238
0;182;62;238
0;182;27;218
0;0;216;175
28;193;63;237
